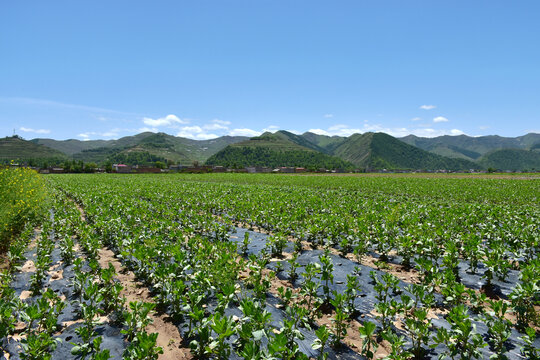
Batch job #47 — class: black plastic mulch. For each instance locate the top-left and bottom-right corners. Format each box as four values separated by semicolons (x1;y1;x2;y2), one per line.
229;226;540;360
4;235;126;359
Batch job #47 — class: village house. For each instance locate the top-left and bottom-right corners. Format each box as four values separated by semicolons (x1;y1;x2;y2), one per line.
113;164;131;173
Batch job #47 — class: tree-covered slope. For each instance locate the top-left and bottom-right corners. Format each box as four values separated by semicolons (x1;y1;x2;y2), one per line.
334;132;480;170
271;130;327;153
31;132;156;155
228;132;315;152
207;132;354;169
478;149;540;171
205;146;354;169
400;133;540;161
33;132;248;165
300;132;347;154
0;136;67;161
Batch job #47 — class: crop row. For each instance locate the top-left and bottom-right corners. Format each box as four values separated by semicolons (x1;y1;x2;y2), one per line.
1;189;168;359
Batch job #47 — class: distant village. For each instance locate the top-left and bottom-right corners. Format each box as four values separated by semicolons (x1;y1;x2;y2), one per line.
5;162;519;174
37;164;342;174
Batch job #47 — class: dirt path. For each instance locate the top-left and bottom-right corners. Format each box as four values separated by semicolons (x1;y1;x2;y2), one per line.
72;199;192;360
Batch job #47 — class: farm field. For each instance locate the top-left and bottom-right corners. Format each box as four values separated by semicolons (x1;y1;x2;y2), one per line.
1;173;539;360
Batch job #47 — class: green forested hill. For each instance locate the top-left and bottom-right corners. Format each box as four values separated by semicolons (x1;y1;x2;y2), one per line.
32;132;248;165
333;132;479;170
6;130;540;170
205;146;355;169
400;133;540;161
479;149;540;171
300;132;347;153
228;132;315;152
207;131;479;171
0;136;67;161
207;132;354;169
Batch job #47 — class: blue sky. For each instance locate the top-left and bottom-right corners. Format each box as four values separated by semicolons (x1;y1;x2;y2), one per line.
1;1;539;140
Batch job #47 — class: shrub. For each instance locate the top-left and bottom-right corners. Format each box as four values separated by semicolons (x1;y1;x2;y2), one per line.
0;167;48;252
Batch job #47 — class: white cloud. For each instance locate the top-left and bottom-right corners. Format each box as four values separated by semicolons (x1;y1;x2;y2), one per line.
307;123;466;138
307;129;331;136
203;123;229;131
263;125;280;133
77;132;99;140
176;126;219;140
228;128;261;137
313;125;364;137
211;119;231;126
420;105;436;110
76;128;126;140
328;124;349;131
411;117;422;121
142;114;187;127
102;131;119;137
324;114;334;118
201;119;231;131
433;116;449;123
19;127;51;134
176;126;202;138
138;127;159;133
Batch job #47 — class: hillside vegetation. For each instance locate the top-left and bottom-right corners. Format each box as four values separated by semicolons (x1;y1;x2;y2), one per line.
0;136;67;161
3;130;540;171
0;167;48;251
24;133;248;165
206;146;355;169
400;133;540;161
479;149;540;171
333;133;479;170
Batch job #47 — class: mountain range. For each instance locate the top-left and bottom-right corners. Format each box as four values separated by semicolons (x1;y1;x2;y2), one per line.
1;131;539;171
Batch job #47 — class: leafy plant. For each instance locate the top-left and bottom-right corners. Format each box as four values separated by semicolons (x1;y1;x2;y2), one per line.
371;271;400;331
381;330;411;360
483;300;512;360
59;234;75;265
329;291;349;348
124;331;163;360
287;252;299;283
403;308;430;358
312;325;331;360
319;250;334;305
206;312;236;358
432;305;486;360
510;266;539;329
358;321;378;359
0;285;18;349
20;332;61;360
519;327;540;360
99;262;124;316
122;301;155;342
268;232;287;257
241;231;250;256
300;262;323;324
72;282;105;358
344;274;360;316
